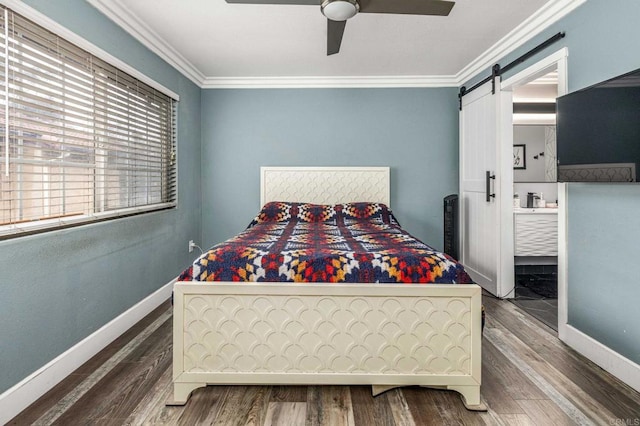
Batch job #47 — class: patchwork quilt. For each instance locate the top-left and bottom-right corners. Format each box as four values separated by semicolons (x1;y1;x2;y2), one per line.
178;202;473;284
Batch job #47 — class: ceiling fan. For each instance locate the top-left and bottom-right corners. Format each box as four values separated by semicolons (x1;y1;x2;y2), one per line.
225;0;455;55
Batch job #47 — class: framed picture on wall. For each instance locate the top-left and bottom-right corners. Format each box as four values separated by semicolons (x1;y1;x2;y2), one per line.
513;144;526;169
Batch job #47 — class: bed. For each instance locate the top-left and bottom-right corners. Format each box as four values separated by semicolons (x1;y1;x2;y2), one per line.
171;167;485;411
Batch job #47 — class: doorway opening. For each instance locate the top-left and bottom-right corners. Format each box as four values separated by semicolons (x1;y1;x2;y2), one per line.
502;54;565;331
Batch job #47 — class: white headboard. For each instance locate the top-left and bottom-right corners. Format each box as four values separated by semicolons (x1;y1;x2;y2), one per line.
260;167;390;207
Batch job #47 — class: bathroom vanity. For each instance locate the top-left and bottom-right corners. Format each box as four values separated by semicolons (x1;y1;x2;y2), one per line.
514;208;558;258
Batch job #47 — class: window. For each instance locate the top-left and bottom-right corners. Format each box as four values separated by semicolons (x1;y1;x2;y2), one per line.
0;5;177;238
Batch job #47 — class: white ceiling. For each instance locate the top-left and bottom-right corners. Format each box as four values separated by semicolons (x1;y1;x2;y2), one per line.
88;0;584;88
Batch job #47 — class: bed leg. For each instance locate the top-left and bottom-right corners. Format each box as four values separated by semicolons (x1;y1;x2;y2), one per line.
446;385;487;411
166;382;206;406
371;385;400;396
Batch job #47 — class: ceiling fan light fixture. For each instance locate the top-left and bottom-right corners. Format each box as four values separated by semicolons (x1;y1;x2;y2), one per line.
321;0;359;21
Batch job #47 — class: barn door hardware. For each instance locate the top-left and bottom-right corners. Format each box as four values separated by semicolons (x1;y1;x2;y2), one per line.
458;32;565;110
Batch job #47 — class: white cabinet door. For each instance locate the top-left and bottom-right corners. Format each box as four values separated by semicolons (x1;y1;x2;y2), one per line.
459;80;511;297
514;213;558;256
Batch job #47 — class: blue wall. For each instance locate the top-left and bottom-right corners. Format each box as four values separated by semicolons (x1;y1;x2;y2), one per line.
0;1;202;393
202;88;458;249
567;184;640;363
464;0;640;363
201;88;459;250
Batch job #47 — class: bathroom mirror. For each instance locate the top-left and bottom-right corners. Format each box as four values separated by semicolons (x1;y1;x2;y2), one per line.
513;125;557;183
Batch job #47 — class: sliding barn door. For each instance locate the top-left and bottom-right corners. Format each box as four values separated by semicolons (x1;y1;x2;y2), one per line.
459;80;511;297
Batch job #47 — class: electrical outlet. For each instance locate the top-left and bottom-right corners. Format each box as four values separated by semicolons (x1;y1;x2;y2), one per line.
188;240;195;253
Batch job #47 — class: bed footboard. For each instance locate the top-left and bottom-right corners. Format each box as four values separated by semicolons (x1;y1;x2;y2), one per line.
171;282;484;410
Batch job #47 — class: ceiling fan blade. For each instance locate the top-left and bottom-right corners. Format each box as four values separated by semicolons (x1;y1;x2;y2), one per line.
225;0;319;5
359;0;454;16
327;19;347;55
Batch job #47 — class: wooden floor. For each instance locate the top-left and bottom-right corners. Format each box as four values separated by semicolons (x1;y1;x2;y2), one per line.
9;295;640;425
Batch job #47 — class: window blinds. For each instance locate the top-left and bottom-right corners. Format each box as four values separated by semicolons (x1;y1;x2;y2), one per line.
0;6;177;238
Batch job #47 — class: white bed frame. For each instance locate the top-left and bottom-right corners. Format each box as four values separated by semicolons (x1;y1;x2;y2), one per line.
171;167;485;410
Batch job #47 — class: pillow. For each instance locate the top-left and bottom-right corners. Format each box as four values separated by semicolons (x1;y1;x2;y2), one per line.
250;201;293;225
249;201;338;226
339;202;395;224
249;201;396;226
296;203;337;222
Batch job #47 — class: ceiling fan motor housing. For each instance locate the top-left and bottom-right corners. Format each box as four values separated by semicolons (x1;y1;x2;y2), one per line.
321;0;359;21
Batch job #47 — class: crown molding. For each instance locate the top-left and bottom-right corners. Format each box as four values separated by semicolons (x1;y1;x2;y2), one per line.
86;0;205;87
201;75;458;89
0;0;179;99
87;0;585;89
455;0;586;85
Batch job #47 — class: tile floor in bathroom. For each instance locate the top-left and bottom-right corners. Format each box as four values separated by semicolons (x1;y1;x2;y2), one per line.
511;265;558;331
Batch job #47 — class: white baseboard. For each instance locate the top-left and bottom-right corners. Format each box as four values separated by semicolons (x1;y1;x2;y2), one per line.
0;280;175;425
563;324;640;393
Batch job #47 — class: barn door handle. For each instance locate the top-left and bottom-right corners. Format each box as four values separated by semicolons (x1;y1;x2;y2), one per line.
486;171;496;202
